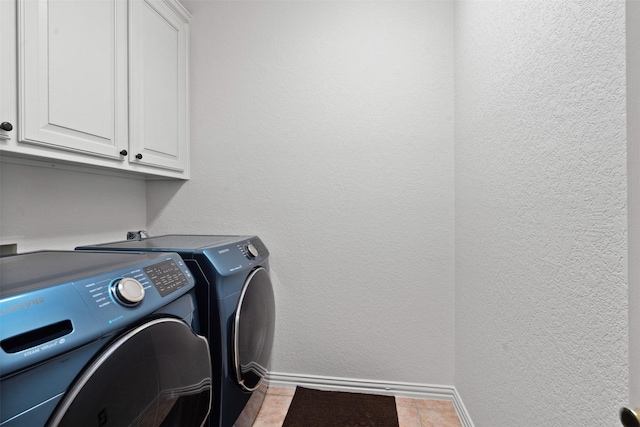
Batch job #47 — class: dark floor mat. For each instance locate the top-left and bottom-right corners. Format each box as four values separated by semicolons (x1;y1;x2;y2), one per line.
282;387;399;427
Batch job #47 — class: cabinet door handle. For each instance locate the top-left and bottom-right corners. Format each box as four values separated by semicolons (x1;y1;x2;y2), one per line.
621;408;640;427
120;150;128;156
0;122;13;131
135;153;143;160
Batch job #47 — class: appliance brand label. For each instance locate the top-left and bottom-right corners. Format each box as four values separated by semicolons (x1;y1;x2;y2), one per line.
0;297;45;317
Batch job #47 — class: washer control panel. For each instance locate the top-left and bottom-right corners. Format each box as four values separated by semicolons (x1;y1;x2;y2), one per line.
0;251;194;376
78;255;192;319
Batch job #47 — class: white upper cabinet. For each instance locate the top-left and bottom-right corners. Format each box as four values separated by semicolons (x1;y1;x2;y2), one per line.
1;0;191;179
19;0;128;159
129;0;189;173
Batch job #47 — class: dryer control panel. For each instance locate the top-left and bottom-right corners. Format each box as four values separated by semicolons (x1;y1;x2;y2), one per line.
211;237;269;276
0;251;195;376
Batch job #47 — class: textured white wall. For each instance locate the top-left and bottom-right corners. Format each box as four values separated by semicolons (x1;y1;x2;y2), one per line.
0;1;632;424
0;160;147;251
147;0;455;385
455;1;628;425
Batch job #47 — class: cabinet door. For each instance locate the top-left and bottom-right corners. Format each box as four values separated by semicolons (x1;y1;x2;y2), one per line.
18;0;128;159
129;0;190;173
0;0;17;146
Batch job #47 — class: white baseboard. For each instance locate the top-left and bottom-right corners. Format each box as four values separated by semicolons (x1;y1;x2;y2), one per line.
266;371;474;427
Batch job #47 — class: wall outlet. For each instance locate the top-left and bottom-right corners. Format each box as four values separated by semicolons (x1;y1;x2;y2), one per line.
0;243;18;256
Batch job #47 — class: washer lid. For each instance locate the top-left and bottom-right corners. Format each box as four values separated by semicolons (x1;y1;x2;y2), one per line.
77;235;270;278
78;235;253;251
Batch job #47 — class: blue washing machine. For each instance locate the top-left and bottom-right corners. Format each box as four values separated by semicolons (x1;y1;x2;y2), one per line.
77;235;276;427
0;250;212;427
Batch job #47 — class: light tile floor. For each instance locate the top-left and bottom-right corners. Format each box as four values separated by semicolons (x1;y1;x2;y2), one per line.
252;387;462;427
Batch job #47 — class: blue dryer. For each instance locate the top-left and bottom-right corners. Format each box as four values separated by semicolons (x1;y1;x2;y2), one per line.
77;235;276;427
0;250;212;427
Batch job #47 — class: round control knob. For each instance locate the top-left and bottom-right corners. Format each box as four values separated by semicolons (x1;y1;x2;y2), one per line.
113;278;145;306
245;243;259;259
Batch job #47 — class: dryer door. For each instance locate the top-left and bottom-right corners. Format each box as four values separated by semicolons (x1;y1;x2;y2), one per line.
233;267;276;391
47;318;212;427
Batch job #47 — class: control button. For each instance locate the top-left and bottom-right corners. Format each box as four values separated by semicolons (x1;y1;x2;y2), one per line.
245;243;259;259
113;278;145;306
